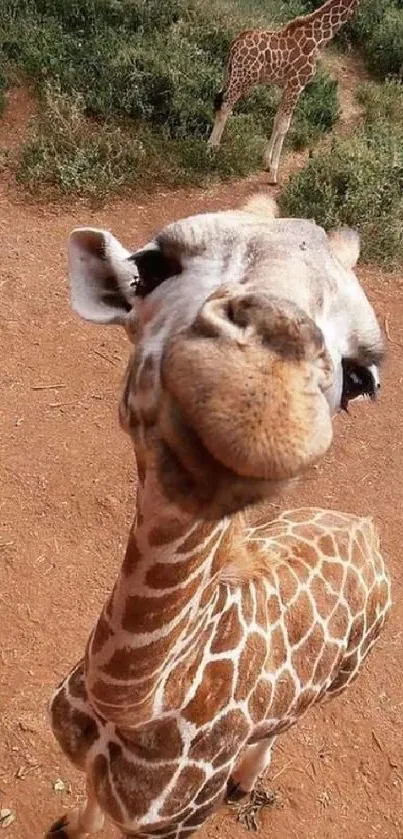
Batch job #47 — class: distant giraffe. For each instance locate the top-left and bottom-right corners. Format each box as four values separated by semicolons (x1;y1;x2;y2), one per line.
45;196;389;839
208;0;360;183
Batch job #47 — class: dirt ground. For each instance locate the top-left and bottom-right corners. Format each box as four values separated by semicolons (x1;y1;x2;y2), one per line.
1;55;403;839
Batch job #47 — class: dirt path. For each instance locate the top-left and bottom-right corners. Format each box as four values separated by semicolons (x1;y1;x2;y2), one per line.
1;55;403;839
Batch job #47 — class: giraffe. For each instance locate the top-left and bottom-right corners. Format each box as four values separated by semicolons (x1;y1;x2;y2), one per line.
45;196;389;839
208;0;360;183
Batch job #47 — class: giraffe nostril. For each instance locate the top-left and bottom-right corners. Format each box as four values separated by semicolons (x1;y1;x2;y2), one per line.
226;300;237;325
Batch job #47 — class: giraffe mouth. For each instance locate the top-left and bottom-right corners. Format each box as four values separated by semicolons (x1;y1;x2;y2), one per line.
341;360;379;411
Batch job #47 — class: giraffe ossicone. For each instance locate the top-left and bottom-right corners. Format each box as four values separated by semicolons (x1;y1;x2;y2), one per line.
208;0;360;183
46;196;390;839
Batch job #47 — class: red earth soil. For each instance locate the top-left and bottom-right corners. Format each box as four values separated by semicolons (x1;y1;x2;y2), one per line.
1;63;403;839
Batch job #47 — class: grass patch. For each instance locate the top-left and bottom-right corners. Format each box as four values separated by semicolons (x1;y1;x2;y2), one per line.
357;79;403;125
280;119;403;266
1;0;339;196
16;84;267;196
336;0;403;79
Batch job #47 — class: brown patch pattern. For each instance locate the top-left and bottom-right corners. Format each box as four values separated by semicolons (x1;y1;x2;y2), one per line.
50;688;99;769
210;604;242;654
189;709;249;765
284;590;314;646
183;660;234;725
248;677;273;723
291;624;325;683
234;634;267;701
103;615;188;680
120;718;182;762
108;741;177;818
91;615;113;656
195;768;228;805
122;578;198;633
92;753;125;824
160;766;206;817
269;669;296;721
148;517;190;548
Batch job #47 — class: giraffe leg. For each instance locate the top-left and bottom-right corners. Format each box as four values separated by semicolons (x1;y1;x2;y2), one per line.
261;117;279;176
46;780;105;838
263;107;295;184
207;100;233;148
263;86;302;184
208;74;254;148
227;737;276;800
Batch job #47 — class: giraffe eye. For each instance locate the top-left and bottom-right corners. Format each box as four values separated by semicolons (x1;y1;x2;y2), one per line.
129;244;182;298
341;360;380;411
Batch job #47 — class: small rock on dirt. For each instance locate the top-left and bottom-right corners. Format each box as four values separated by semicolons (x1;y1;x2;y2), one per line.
0;809;16;828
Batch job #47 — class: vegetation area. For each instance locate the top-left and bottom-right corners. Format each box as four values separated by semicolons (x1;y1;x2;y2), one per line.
339;0;403;79
298;0;403;78
281;80;403;265
1;0;340;194
0;0;402;263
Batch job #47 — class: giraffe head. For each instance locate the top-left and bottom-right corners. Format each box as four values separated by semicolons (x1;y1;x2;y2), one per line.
67;196;383;513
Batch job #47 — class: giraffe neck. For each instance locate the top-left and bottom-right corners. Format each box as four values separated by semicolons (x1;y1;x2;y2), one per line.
84;467;242;729
289;0;360;47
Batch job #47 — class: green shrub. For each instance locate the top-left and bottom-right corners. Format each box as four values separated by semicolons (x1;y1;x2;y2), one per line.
0;0;342;196
338;0;403;78
357;79;403;125
280;125;403;266
289;67;339;149
16;83;267;195
336;0;392;46
0;0;304;199
16;84;157;196
170;115;266;182
363;7;403;78
1;0;183;34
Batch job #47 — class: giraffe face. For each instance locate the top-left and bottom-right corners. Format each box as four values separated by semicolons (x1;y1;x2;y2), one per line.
67;198;383;507
159;288;333;486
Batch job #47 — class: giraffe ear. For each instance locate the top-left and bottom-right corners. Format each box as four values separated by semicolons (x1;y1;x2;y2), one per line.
68;228;184;324
327;228;360;270
68;228;139;325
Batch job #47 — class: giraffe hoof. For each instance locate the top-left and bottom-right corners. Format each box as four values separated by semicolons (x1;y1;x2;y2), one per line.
226;777;249;802
45;814;70;838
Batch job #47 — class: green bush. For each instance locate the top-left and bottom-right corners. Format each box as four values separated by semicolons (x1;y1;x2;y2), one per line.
16;62;339;197
1;0;183;34
357;79;403;125
338;0;403;78
0;0;341;195
280;125;403;266
289;67;339;149
16;83;267;195
16;84;155;197
363;6;403;78
0;1;235;135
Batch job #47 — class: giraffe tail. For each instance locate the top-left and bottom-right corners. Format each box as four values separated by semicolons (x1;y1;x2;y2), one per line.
213;90;225;112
